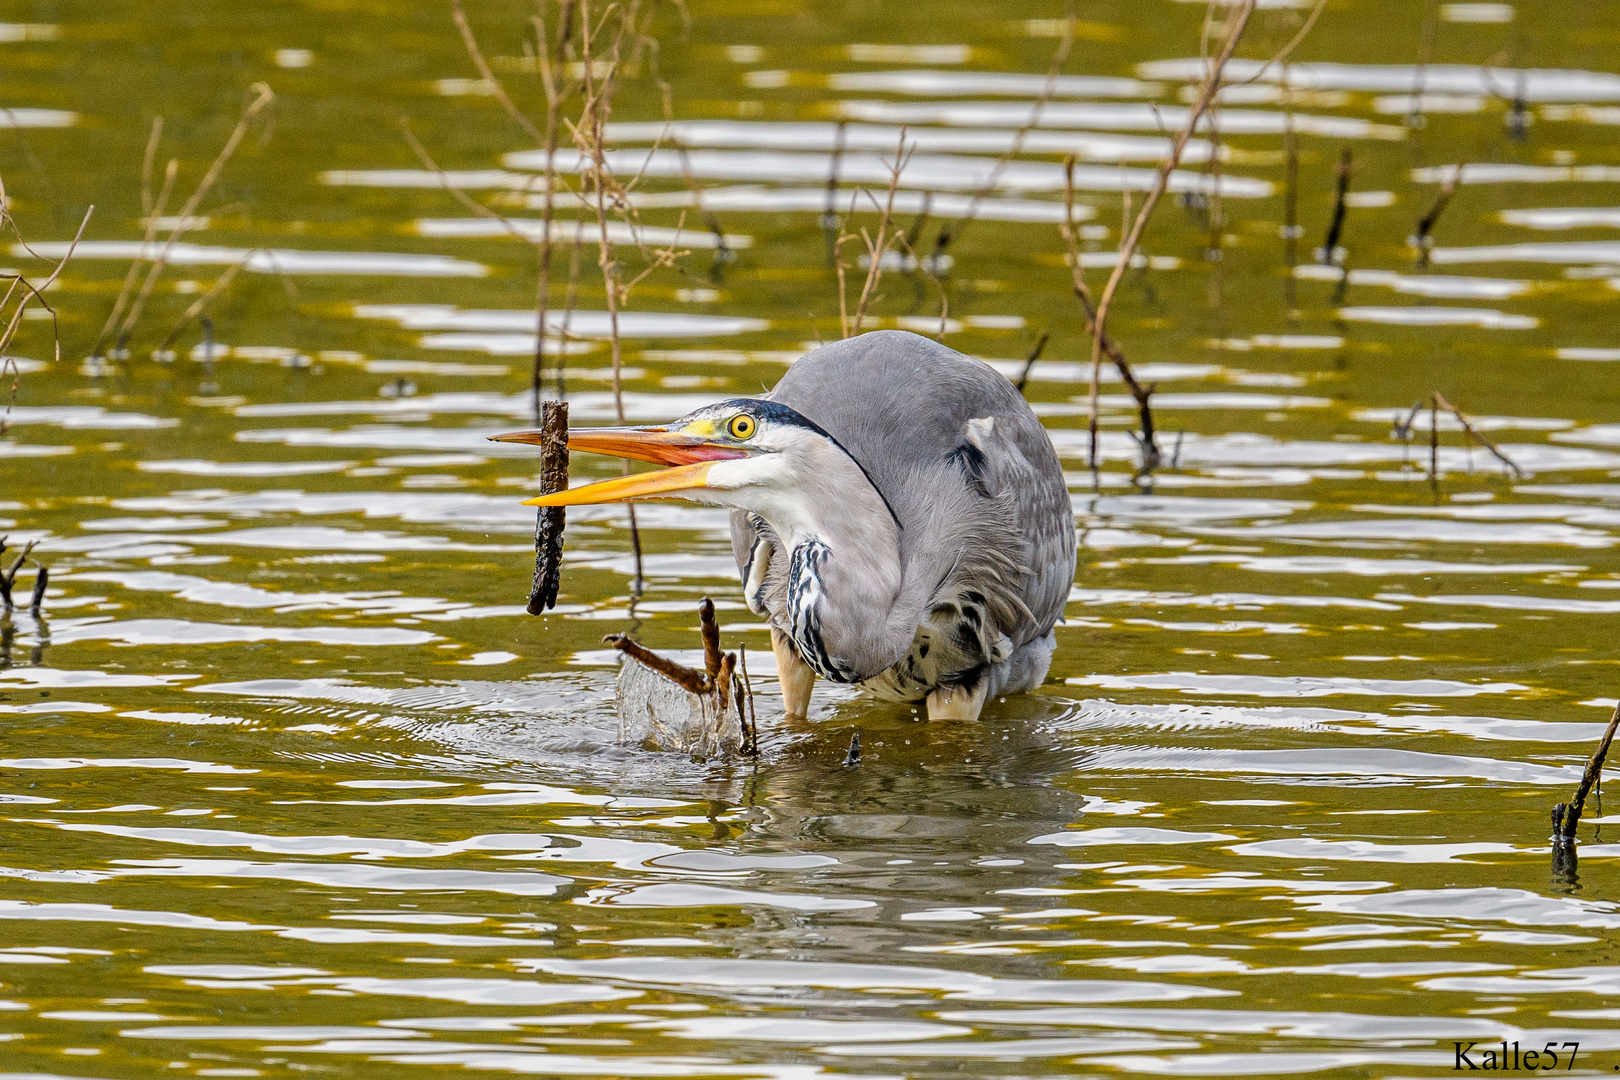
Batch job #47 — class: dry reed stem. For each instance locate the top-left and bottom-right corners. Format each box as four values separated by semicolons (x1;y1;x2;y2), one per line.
1282;61;1299;311
1060;157;1149;472
156;254;250;353
139;117;163;218
95;157;177;357
1413;163;1462;269
114;83;274;350
1088;0;1256;476
848;132;911;336
1430;391;1522;478
1237;0;1327;86
447;0;590;416
0;205;92;428
575;0;645;590
451;0;546;146
932;3;1077;259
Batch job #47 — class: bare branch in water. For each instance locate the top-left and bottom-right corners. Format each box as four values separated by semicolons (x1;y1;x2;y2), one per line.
1087;0;1258;479
95;157;177;358
1430;391;1522;478
1558;703;1620;842
0;203;91;435
1014;331;1049;394
605;632;710;695
1412;163;1463;269
113;83;275;351
849;131;912;336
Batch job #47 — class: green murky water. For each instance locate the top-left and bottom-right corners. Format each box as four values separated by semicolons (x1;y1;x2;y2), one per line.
3;1;1620;1077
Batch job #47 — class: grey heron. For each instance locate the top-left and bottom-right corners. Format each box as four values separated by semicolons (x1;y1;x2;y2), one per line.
494;331;1076;722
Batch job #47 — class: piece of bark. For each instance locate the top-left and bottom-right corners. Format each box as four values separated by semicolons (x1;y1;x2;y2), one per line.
527;399;569;614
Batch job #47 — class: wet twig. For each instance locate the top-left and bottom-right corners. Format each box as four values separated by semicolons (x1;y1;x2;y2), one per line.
527;399;570;614
699;597;723;684
0;539;38;613
1558;704;1620;842
606;632;710;695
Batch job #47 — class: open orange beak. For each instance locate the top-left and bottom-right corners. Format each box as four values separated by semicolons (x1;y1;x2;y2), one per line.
489;425;746;506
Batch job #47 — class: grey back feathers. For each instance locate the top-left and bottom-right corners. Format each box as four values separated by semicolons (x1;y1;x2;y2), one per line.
729;330;1076;697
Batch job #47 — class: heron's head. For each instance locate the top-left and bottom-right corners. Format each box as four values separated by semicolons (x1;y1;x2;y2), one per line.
491;399;892;532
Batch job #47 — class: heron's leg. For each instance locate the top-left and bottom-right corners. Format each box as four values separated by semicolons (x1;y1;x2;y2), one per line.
926;679;989;722
771;628;815;717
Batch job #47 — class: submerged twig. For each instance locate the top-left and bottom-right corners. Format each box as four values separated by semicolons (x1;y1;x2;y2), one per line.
1319;145;1352;266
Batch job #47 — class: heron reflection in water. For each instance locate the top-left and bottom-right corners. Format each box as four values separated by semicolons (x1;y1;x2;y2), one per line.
493;331;1076;723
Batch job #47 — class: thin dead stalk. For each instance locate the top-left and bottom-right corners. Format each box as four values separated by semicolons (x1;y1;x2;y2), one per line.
0;203;92;431
112;83;274;352
1087;0;1256;477
574;0;645;591
156;255;249;355
1282;61;1300;310
931;2;1078;262
1412;163;1462;268
95;157;177;357
139;117;164;218
1430;391;1521;478
1059;156;1145;473
451;0;545;146
1320;145;1352;264
1013;331;1049;393
846;132;911;336
1557;704;1620;842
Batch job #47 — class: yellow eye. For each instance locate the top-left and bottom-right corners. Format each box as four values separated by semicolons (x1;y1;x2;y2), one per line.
728;414;756;439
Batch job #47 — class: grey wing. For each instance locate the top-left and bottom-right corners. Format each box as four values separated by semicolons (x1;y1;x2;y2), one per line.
960;411;1076;648
765;330;1076;648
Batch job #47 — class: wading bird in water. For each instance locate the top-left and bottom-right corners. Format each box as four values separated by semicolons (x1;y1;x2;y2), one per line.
493;331;1076;722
